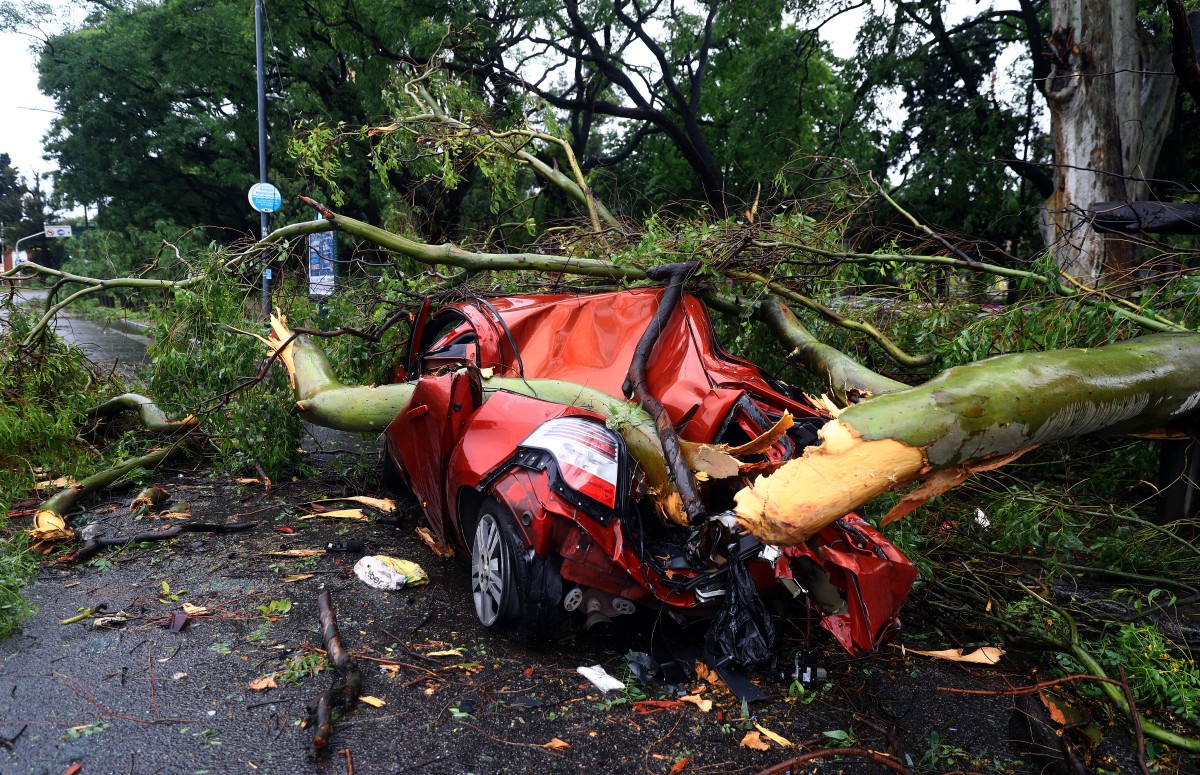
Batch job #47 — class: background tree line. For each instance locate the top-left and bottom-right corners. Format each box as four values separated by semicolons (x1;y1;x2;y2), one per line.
1;0;1192;285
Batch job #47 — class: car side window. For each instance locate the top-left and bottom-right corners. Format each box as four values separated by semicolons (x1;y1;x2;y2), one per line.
421;314;478;372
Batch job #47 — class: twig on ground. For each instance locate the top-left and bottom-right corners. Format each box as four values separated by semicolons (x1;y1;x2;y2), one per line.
1119;667;1152;775
755;747;912;775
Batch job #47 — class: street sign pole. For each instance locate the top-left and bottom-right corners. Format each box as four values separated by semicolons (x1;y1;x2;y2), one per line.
256;0;270;322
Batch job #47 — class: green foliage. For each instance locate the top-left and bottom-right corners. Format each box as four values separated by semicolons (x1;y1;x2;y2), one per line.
59;221;205;292
277;652;328;684
146;260;305;480
256;598;293;620
0;303;128;638
1055;622;1200;723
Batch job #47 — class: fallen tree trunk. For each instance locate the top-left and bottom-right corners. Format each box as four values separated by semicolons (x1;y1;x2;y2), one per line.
735;333;1200;545
86;393;198;432
266;312;1200;545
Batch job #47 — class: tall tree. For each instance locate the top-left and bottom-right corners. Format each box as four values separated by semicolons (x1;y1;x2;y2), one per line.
457;0;861;217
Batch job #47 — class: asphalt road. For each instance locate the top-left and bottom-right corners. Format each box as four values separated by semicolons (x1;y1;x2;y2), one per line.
5;288;151;371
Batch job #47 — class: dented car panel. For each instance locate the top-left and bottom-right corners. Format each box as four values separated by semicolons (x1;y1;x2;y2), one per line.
384;288;917;655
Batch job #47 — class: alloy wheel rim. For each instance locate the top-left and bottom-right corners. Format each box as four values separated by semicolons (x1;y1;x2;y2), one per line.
471;512;507;626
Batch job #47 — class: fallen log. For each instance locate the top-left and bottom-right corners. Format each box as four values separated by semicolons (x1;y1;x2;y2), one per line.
69;521;257;564
30;446;181;551
86;393;198;432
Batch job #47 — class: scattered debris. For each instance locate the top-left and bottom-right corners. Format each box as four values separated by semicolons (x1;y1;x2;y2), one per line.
415;526;454;558
260;549;324;558
249;676;278;691
541;738;570;751
679;694;712;712
739;731;770;751
576;665;625;693
92;612;131;629
309;591;364;750
902;645;1004;664
282;573;316;583
0;724;27;751
79;523;104;541
426;649;463;658
352;556;428;591
325;540;364;553
181;603;210;617
131;486;170;511
71;521;257;564
299;508;369;522
35;476;75;491
508;696;542;710
167;611;192;633
633;699;685;715
311;496;396;513
358;695;385;708
753;723;793;748
60;604;107;625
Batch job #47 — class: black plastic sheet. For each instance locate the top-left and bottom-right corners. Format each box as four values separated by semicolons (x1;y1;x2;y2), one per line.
705;555;776;669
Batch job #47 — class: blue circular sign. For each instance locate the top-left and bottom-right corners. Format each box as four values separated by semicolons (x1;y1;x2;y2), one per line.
248;182;283;213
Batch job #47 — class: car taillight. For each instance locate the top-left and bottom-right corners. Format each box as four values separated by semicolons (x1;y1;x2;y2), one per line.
521;418;621;507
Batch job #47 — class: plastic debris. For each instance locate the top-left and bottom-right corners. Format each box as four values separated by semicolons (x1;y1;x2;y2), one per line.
705;555;776;669
509;696;543;710
92;612;131;629
326;540;364;553
576;665;625;693
79;523;104;541
353;555;428;590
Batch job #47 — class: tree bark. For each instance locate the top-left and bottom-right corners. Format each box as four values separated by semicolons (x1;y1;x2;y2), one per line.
1041;0;1176;281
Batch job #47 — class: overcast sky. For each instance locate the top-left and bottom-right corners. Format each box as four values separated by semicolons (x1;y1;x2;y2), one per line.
1;26;59;185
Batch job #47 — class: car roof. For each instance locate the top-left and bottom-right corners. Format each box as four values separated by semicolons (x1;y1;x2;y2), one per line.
443;288;808;426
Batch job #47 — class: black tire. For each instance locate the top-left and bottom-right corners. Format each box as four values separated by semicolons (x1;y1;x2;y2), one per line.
470;497;563;646
377;440;407;494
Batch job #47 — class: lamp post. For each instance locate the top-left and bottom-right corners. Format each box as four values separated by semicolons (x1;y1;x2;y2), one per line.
255;0;270;321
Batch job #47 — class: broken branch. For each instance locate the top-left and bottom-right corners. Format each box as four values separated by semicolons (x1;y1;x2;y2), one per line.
735;333;1200;544
32;445;182;551
310;591;363;750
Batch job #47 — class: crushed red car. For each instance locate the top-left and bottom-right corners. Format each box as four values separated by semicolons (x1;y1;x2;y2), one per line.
382;267;917;663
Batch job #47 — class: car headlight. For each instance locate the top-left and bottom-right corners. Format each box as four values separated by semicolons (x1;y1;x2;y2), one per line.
520;418;621;508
